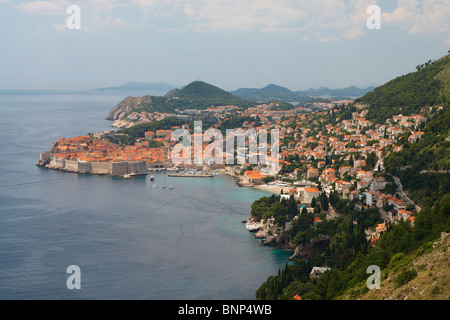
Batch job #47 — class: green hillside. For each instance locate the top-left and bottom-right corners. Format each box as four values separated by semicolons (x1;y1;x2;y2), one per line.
340;229;450;300
255;53;450;301
356;54;450;124
383;105;449;207
351;53;450;207
168;81;255;109
232;83;312;103
106;81;257;120
370;55;450;208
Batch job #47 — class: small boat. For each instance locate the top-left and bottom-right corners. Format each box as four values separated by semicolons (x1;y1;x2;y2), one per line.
152;184;157;188
161;185;166;189
169;186;173;189
150;176;154;181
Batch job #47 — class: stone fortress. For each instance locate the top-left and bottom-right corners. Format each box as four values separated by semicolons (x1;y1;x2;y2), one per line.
37;151;148;177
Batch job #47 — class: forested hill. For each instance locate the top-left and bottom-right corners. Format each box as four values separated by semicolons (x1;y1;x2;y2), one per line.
372;54;450;208
355;53;450;124
254;54;449;301
106;81;255;120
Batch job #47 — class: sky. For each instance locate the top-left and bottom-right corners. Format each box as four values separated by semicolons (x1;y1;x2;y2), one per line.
0;0;449;91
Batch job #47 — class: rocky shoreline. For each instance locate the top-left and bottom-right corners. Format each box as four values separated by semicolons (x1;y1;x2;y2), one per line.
111;119;134;128
245;214;332;261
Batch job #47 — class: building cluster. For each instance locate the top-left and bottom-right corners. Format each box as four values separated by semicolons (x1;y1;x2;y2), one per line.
125;111;180;124
38;135;168;176
39;102;427;237
237;106;427;246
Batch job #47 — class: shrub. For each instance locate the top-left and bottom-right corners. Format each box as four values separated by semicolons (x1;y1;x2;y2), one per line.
395;268;417;288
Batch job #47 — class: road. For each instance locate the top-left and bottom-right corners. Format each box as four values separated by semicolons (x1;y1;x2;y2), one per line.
393;176;421;212
326;205;339;220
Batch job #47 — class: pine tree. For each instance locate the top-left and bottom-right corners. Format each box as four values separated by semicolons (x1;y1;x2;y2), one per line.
320;192;329;211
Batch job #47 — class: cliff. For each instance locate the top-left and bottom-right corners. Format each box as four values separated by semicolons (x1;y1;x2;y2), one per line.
105;81;256;122
106;95;153;120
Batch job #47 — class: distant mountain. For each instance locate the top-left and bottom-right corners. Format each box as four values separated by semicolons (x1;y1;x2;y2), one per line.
106;81;255;120
94;81;177;92
231;84;374;103
164;81;256;110
232;84;311;104
295;85;375;98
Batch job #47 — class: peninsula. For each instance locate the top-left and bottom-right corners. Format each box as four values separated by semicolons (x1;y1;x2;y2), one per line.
36;53;450;300
37;134;167;177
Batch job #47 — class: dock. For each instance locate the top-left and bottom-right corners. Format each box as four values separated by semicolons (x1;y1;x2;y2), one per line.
168;173;213;177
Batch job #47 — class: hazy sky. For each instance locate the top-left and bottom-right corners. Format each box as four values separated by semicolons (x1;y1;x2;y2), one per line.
0;0;449;91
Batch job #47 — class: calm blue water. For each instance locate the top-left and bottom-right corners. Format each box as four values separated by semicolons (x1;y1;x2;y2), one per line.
0;91;292;300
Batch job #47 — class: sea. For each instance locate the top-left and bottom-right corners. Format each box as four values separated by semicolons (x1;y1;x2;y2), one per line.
0;90;293;300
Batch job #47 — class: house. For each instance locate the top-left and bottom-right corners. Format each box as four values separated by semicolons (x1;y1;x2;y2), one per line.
324;168;336;176
376;222;387;233
376;193;390;208
145;131;155;140
398;209;414;222
364;191;380;206
307;167;319;179
289;187;298;196
155;129;172;139
244;170;267;185
357;180;370;190
372;176;387;190
408;131;425;143
314;216;322;227
303;187;320;204
310;267;331;280
370;233;379;246
339;166;352;176
354;159;366;168
388;197;407;210
336;180;353;192
348;189;359;201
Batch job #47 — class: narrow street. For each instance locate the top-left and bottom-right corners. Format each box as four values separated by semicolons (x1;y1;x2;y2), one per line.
393;176;421;212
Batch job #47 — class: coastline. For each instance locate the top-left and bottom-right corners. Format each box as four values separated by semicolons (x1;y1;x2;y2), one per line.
168;173;213;177
252;184;285;195
225;172;285;195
